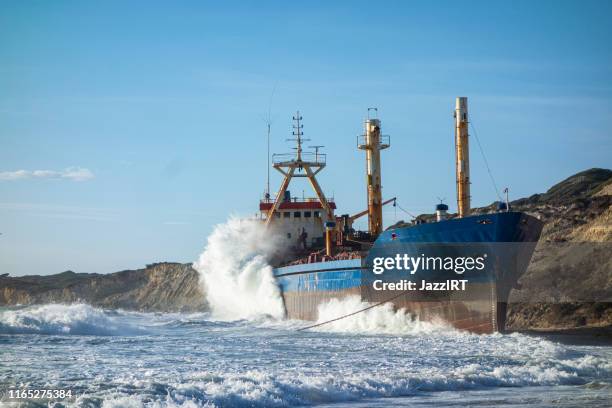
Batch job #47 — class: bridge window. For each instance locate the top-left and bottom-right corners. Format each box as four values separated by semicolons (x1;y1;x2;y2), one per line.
304;211;311;218
293;211;301;218
314;211;320;218
283;212;290;218
274;212;281;218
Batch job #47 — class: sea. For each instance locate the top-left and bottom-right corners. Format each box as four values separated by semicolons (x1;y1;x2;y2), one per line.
1;218;611;407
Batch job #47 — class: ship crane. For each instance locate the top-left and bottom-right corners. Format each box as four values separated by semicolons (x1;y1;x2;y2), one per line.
264;111;334;227
344;197;397;232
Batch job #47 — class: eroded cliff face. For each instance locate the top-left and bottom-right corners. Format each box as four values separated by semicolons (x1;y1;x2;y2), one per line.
505;217;612;329
505;170;612;330
0;263;206;312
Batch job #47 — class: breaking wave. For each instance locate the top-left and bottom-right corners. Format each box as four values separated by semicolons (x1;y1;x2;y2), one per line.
312;295;451;335
193;217;285;321
0;303;145;335
213;355;607;407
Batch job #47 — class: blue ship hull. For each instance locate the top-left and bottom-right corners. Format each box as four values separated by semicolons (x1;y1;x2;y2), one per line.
273;212;543;333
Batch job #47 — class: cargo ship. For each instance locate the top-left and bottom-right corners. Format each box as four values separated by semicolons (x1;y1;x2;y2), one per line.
259;98;543;333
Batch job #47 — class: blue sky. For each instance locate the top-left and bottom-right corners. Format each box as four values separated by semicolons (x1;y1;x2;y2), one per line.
1;0;611;275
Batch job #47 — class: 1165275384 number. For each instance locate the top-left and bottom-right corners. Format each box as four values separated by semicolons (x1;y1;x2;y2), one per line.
2;388;76;402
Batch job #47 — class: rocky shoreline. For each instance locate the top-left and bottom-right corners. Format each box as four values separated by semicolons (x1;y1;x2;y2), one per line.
1;168;610;331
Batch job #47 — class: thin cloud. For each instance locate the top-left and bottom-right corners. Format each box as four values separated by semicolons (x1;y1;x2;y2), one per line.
0;167;94;182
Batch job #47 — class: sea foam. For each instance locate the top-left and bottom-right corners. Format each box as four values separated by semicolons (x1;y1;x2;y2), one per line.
2;307;610;408
0;303;144;335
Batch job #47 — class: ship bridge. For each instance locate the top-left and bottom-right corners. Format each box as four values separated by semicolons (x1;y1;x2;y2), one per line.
261;112;336;250
260;194;337;248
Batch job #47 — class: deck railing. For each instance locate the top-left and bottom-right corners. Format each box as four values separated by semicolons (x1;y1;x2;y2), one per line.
272;152;326;166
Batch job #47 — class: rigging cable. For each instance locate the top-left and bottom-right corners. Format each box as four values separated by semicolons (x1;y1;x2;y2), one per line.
395;202;418;219
469;119;503;201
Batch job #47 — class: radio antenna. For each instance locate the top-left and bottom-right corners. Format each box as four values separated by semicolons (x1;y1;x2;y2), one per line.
309;145;325;162
261;84;276;200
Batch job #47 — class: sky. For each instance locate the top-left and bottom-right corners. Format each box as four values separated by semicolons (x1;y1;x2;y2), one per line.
1;0;611;276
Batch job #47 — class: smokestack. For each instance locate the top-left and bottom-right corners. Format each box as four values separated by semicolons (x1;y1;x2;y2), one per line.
358;112;389;235
325;221;336;257
455;97;471;218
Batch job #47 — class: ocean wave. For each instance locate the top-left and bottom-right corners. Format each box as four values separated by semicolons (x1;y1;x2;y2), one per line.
85;353;611;408
59;330;611;407
2;305;610;408
0;303;146;335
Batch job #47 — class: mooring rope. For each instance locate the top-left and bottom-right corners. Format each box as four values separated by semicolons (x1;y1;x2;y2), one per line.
296;289;413;331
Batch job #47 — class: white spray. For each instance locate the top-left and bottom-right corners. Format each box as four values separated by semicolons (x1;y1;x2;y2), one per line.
314;295;451;335
193;217;286;320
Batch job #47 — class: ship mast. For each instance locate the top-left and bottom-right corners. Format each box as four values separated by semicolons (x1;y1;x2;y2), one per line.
264;111;333;227
358;108;390;236
454;97;471;218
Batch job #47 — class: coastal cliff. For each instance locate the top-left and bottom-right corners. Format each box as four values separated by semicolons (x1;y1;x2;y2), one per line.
0;262;206;312
504;168;612;330
0;169;610;330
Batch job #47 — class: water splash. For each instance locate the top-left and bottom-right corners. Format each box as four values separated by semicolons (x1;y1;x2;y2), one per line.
193;217;285;320
313;295;452;335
